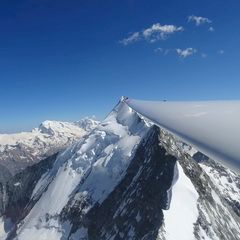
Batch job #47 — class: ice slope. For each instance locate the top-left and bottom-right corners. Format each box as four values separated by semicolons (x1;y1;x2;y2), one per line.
14;102;150;240
126;99;240;172
0;118;99;174
162;162;199;240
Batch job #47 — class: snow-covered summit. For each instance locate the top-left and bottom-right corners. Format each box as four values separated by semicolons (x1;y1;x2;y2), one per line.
74;117;100;132
0;118;99;175
38;120;85;136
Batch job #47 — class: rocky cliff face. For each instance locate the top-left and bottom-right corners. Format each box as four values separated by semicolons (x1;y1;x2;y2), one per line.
0;101;239;240
158;129;240;240
0;153;58;239
61;126;176;240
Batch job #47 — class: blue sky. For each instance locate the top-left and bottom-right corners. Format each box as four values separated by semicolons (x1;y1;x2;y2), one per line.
0;0;240;133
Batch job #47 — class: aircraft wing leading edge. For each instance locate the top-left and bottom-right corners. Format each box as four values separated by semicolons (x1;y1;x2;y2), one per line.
126;99;240;172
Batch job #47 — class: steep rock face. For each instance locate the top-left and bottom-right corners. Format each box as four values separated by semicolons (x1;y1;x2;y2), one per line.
0;101;239;240
181;157;240;240
4;154;58;221
0;118;99;175
157;129;240;240
200;159;240;217
0;153;58;239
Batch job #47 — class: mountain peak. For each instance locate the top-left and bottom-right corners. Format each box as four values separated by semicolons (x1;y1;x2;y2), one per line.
38;120;80;135
0;118;99;175
74;117;100;132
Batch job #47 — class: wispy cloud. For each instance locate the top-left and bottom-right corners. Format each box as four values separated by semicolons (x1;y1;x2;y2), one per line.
119;32;141;46
154;47;171;55
201;53;207;58
155;47;198;58
188;15;212;26
120;23;183;45
176;48;197;58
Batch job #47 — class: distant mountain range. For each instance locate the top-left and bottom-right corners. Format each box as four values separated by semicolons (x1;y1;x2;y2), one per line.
0;118;99;176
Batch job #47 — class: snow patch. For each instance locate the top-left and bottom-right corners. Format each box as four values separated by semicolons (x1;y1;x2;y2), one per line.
0;217;12;240
162;162;199;240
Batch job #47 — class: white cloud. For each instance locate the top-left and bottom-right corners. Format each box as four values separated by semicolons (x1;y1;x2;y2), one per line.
176;48;197;58
142;23;183;42
188;15;212;26
155;47;198;58
119;32;141;45
218;49;224;54
120;23;183;45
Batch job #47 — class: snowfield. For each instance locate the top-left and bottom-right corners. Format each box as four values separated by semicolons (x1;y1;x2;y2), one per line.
126;99;240;172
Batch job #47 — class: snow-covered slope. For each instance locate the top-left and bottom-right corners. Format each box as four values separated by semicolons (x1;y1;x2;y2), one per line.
10;101;150;239
0;100;239;240
0;118;99;175
126;99;240;172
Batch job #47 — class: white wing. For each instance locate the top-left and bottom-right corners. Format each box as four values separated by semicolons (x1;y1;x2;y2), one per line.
126;99;240;172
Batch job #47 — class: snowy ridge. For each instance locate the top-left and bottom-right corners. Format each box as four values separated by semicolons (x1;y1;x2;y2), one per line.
15;101;150;239
0;118;99;174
